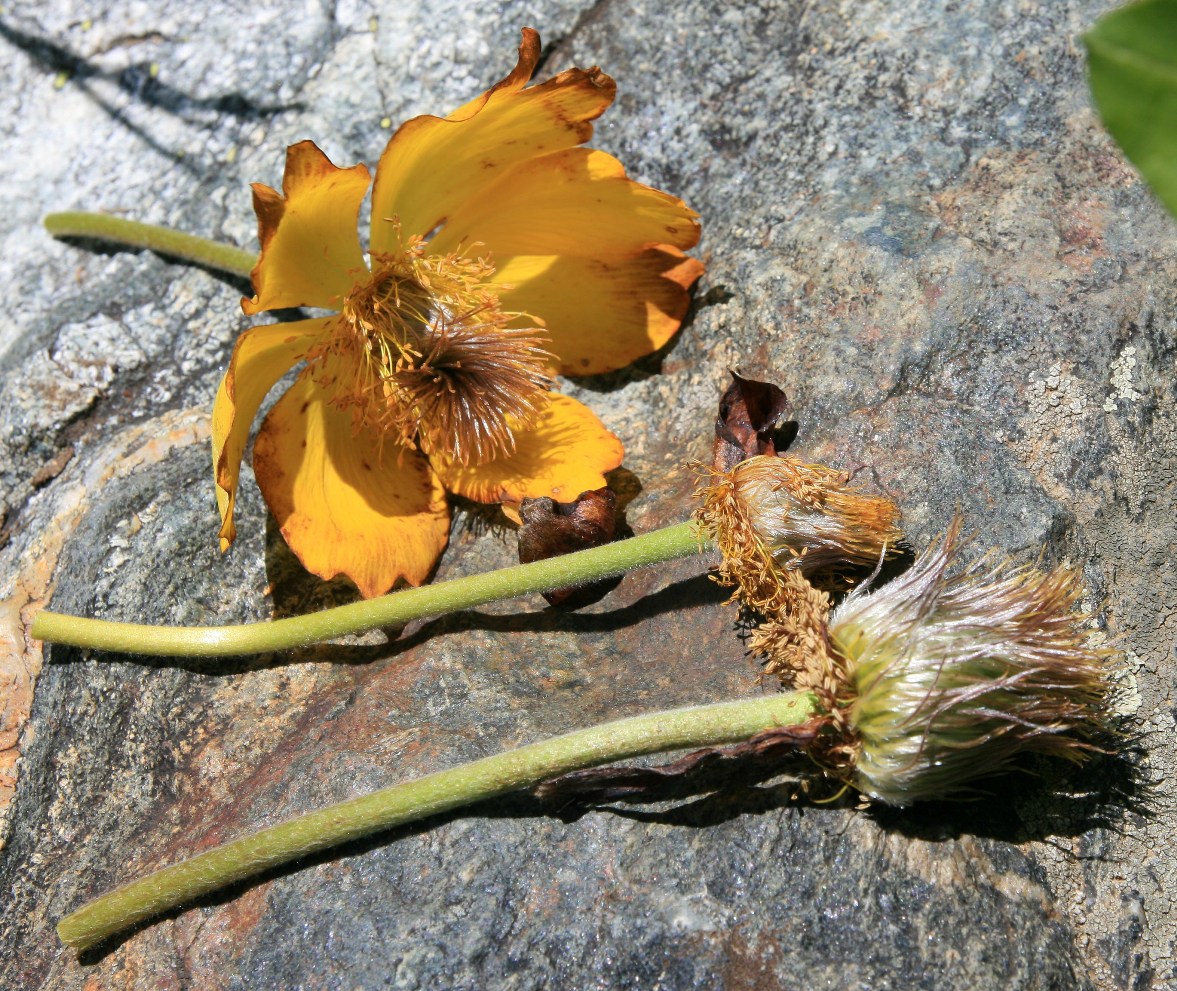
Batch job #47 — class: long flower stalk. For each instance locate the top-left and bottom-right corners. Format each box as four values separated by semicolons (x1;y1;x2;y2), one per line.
31;522;706;656
44;212;256;279
57;690;815;951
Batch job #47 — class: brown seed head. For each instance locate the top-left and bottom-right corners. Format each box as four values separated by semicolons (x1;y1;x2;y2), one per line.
694;455;903;612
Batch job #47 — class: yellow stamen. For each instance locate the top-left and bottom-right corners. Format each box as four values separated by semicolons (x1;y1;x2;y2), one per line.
308;229;555;465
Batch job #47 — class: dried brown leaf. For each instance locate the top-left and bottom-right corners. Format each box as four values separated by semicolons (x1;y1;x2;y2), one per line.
531;719;825;807
713;371;790;472
517;487;619;607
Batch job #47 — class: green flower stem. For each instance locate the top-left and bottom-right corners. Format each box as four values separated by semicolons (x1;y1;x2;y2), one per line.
57;690;815;951
31;521;708;657
44;212;256;280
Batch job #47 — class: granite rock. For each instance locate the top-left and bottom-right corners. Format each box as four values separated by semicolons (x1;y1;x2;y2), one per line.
0;1;1172;988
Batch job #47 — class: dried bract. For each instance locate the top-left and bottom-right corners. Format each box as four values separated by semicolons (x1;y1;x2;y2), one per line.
518;487;619;607
712;372;790;472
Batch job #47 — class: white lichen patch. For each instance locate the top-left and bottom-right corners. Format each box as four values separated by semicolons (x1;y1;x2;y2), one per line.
1004;361;1096;503
1028;362;1088;417
108;502;159;549
1103;345;1145;412
1016;360;1087;461
1110;648;1143;717
104;499;166;576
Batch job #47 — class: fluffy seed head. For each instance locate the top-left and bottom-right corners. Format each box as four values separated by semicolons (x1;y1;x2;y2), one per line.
808;523;1113;805
694;455;903;612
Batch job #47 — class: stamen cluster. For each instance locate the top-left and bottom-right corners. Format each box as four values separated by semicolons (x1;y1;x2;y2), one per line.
316;235;555;465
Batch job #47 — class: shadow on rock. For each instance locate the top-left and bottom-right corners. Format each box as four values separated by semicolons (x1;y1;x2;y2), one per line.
869;744;1152;846
387;570;727;655
0;19;301;176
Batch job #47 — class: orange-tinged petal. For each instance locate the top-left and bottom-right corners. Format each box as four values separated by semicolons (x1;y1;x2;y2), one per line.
369;28;616;251
428;147;700;258
213;318;325;551
434;392;623;505
253;373;450;597
494;249;705;376
243;141;371;315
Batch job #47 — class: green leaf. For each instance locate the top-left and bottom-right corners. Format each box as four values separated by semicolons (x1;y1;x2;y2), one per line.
1085;0;1177;219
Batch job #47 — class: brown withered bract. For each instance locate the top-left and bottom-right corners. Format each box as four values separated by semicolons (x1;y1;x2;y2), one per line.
712;371;791;472
694;455;904;603
517;488;619;608
531;720;824;811
697;371;903;615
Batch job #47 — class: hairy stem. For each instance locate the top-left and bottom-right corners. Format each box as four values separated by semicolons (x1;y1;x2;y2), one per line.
31;522;708;657
44;212;256;279
58;690;815;951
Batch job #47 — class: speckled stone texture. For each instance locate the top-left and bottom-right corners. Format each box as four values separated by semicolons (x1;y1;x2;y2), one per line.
0;1;1172;988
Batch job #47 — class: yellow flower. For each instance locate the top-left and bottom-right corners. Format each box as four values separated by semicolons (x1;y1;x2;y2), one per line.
212;29;703;598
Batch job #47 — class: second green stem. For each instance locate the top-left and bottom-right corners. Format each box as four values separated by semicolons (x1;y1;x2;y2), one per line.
31;521;708;656
57;690;816;951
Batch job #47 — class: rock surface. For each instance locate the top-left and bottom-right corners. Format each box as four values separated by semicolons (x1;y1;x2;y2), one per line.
1;1;1173;988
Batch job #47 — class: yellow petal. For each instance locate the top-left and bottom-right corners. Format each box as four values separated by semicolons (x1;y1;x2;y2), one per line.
213;318;325;550
243;141;371;315
434;392;623;505
253;373;450;597
369;28;616;252
428;147;700;258
495;248;705;376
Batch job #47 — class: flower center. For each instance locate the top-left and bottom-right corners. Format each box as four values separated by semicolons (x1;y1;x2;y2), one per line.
313;234;554;466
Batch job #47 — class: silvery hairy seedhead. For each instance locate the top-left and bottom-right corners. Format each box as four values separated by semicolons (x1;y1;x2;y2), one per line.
821;525;1112;805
